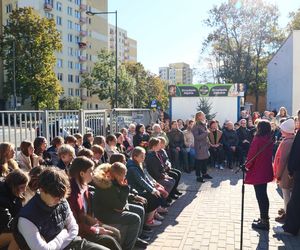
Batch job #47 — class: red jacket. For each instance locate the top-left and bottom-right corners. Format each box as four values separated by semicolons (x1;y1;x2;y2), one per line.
245;135;274;185
68;178;98;238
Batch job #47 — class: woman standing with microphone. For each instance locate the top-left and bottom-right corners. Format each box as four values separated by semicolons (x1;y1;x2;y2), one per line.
245;120;274;230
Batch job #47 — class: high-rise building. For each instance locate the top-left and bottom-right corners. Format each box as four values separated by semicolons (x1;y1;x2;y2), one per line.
108;24;137;63
159;62;193;85
0;0;110;110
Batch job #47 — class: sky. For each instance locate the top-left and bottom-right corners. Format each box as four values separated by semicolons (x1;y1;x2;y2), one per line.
108;0;300;77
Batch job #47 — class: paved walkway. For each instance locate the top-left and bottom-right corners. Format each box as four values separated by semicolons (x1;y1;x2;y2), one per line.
142;167;300;250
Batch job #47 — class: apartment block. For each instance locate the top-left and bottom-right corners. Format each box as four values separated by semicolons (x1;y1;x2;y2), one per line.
108;24;137;63
159;62;193;85
0;0;110;110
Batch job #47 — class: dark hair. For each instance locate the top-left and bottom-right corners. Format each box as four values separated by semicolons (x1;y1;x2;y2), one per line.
34;136;47;156
148;138;160;149
135;124;144;134
74;133;83;140
77;148;93;159
106;134;117;144
28;166;44;191
50;136;64;147
5;169;29;197
209;120;217;128
110;153;126;164
69;156;94;185
256;120;271;137
114;132;122;139
20;140;33;157
39;167;70;199
298;110;300;116
94;136;106;146
171;120;177;126
83;132;93;143
65;135;77;144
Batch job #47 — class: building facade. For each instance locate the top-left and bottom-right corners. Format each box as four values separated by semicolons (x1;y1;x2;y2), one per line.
108;24;137;63
159;62;193;85
267;30;300;116
0;0;111;110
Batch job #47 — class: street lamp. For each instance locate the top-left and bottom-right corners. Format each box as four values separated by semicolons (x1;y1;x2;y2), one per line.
86;10;118;108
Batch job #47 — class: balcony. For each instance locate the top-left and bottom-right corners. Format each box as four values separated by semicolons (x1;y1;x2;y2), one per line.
78;55;87;62
79;4;87;11
79;30;87;37
79;17;87;24
44;3;53;11
78;42;87;49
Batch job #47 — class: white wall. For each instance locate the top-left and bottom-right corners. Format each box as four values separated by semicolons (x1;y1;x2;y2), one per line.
267;34;293;114
292;31;300;115
171;97;238;125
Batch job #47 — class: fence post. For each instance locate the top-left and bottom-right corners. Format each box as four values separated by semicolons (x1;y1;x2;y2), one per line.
78;109;85;135
43;110;50;143
103;110;108;137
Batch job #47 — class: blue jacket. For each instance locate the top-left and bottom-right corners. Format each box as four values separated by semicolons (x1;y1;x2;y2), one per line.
126;159;155;194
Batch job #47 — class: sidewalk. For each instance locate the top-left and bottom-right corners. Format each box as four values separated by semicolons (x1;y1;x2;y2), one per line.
143;167;300;250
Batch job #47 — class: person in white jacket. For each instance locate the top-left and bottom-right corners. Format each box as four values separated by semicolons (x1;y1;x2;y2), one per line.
17;140;39;171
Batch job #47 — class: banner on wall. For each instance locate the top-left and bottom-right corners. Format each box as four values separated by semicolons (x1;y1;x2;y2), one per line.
168;83;245;97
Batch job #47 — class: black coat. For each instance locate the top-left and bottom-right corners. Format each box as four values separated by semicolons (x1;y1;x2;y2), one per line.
288;130;300;175
145;151;165;181
222;129;239;148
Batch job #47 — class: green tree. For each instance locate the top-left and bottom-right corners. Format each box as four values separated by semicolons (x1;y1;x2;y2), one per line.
81;50;135;108
202;0;284;110
197;97;217;121
0;7;62;109
59;96;82;110
288;8;300;31
124;62;168;110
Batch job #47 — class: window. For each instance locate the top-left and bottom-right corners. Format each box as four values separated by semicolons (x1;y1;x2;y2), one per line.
56;16;62;26
74;23;80;31
68;47;73;56
75;36;80;43
56;2;62;11
68;74;73;82
68;61;73;69
75;10;80;18
57;73;63;81
74;50;80;57
68;34;73;42
68;88;74;96
75;63;80;70
75;75;80;83
45;12;54;19
57;59;63;68
75;89;80;96
68;20;73;29
67;7;73;16
6;4;13;13
75;0;81;5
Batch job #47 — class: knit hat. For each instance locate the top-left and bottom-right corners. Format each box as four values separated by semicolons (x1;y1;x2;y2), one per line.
280;119;295;134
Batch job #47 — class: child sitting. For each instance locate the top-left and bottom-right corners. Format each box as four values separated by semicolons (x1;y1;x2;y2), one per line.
93;162;142;250
17;140;39;171
56;144;75;171
46;136;64;166
91;145;105;166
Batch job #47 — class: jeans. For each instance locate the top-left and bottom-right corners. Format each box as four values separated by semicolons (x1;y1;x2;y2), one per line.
85;233;121;250
128;203;144;236
254;183;269;219
170;148;188;170
65;237;109;250
187;148;195;170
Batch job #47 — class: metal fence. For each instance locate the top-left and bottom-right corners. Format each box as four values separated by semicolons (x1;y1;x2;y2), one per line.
0;108;158;147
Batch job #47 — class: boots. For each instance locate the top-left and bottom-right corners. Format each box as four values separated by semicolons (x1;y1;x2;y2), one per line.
252;218;270;231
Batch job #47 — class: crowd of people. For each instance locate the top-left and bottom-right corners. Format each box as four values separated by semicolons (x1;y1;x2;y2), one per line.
0;106;299;250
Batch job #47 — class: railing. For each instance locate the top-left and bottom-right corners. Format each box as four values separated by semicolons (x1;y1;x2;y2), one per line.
0;109;158;147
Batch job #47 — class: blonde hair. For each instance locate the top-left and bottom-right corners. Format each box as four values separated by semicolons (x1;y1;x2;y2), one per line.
110;162;127;177
0;142;19;177
57;144;75;158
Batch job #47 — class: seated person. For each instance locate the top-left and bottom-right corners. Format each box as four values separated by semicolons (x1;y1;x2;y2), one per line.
158;137;182;196
145;138;176;199
93;162;144;250
77;148;94;159
17;140;39;171
46;136;64;166
105;135;119;162
91;145;105;166
167;121;188;170
208;120;225;169
222;121;239;169
83;132;94;149
127;147;164;227
56;144;75;171
0;169;28;250
14;167;107;250
68;157;121;250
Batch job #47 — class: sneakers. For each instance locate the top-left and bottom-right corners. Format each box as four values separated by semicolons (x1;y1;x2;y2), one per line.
157;206;168;214
154;212;164;221
135;238;149;248
273;226;292;235
219;164;224;170
196;177;205;183
142;225;153;234
170;194;179;200
203;174;213;179
174;190;183;196
146;219;162;227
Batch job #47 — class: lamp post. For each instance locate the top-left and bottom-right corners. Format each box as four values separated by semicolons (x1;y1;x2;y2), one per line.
86;10;118;108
